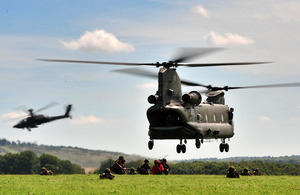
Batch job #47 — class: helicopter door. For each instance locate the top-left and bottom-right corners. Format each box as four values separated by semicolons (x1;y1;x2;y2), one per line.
186;108;195;122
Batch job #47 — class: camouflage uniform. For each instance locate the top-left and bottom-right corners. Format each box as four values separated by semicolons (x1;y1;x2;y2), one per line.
161;158;170;175
137;159;151;175
100;168;115;180
111;156;126;174
226;166;240;178
40;167;54;175
241;168;252;176
128;167;137;175
253;168;262;176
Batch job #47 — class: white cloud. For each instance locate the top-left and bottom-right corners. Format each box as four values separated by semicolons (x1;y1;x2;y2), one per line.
72;115;104;125
60;29;135;53
204;31;254;46
1;111;27;125
298;106;300;110
191;5;211;18
136;82;157;89
2;111;27;120
258;116;271;121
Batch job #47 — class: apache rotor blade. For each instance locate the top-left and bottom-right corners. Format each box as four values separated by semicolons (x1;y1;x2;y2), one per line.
171;47;224;63
13;105;30;115
34;102;59;113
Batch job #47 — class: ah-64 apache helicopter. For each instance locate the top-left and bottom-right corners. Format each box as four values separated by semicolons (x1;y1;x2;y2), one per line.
39;48;300;153
13;102;72;131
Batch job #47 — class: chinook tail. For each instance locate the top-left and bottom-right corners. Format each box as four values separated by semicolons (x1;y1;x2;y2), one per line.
65;105;72;119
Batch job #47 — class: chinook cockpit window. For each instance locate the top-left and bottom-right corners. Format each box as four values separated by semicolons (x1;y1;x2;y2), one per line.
148;111;182;127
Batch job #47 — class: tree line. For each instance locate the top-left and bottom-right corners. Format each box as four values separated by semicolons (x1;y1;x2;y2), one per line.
95;159;300;175
0;151;85;174
170;160;300;175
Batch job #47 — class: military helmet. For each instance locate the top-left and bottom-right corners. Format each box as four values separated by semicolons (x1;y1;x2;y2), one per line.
104;168;111;173
229;166;235;172
118;156;126;162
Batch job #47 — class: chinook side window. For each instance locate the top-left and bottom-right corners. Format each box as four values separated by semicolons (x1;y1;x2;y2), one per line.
221;114;224;122
213;114;216;122
197;114;202;122
205;114;208;122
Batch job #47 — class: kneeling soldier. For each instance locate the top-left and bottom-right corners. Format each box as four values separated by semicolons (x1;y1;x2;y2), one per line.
226;166;240;178
100;168;115;180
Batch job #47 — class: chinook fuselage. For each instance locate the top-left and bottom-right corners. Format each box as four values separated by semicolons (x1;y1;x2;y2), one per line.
146;67;233;153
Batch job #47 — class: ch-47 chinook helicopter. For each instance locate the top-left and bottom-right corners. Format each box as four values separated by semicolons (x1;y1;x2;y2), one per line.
38;47;300;153
13;103;72;131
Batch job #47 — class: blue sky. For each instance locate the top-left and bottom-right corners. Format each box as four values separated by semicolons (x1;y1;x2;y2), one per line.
1;0;300;161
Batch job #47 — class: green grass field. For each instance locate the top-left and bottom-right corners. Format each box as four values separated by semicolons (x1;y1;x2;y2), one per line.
0;174;300;194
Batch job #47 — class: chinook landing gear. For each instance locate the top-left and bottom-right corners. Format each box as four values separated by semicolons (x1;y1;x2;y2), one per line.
195;137;203;149
176;139;187;154
148;140;154;150
219;139;229;152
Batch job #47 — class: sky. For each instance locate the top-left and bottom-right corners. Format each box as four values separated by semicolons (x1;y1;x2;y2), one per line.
1;0;300;161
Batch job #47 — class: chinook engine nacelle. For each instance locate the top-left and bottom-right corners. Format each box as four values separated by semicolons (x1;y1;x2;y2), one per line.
182;91;202;105
148;94;159;104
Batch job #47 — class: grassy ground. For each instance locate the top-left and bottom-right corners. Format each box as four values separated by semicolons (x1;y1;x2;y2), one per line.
0;174;300;194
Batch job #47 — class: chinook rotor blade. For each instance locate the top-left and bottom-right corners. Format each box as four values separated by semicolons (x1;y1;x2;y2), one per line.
37;47;271;68
170;47;224;63
37;59;155;66
177;61;272;67
38;59;271;68
220;82;300;91
112;67;157;79
112;67;210;87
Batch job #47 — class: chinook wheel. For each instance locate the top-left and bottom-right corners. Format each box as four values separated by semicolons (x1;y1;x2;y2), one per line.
176;144;181;153
219;143;225;152
195;139;201;149
225;143;229;152
148;140;154;150
181;144;186;153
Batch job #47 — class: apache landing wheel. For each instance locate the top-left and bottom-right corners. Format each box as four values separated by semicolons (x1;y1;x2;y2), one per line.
148;140;154;150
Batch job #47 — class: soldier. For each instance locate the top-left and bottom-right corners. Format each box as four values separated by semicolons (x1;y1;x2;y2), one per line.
128;167;137;175
152;160;164;175
253;168;262;176
241;168;252;176
100;168;115;180
226;166;240;178
110;156;126;174
161;158;170;175
40;167;48;175
137;159;151;175
40;167;54;175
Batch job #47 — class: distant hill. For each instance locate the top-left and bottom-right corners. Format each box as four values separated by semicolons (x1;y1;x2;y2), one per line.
2;139;300;171
0;139;146;170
